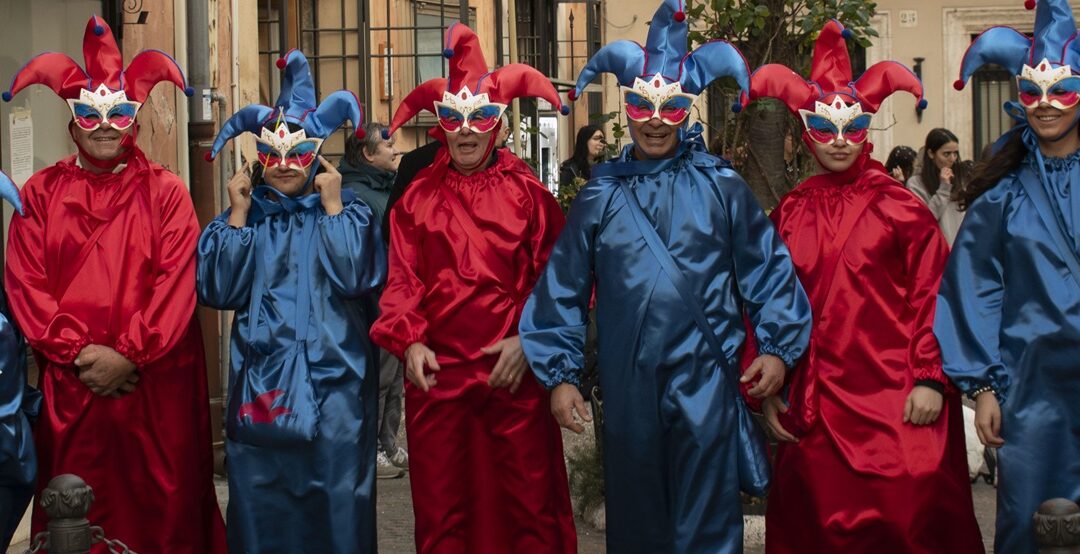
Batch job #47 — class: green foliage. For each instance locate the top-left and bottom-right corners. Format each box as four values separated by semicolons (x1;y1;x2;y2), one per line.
566;438;606;518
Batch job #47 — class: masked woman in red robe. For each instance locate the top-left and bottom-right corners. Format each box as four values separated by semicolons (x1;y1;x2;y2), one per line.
744;20;984;553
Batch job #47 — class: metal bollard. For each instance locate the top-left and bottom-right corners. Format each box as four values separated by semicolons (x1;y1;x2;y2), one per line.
38;474;95;554
1033;498;1080;553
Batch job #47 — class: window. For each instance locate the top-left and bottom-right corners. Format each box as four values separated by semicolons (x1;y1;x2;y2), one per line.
971;65;1018;158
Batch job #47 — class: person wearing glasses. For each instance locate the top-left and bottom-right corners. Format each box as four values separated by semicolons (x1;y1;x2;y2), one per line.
519;1;811;551
2;16;225;553
369;23;576;554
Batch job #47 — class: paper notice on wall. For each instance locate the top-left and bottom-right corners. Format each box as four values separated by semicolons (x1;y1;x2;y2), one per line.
8;108;33;185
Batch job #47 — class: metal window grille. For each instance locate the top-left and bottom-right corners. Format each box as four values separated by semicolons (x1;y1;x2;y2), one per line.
972;65;1017;158
258;0;288;106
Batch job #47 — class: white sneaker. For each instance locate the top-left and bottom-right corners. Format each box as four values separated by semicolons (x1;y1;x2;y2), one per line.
388;447;409;470
376;450;404;479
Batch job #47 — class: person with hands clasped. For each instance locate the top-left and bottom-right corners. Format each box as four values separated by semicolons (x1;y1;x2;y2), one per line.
746;20;983;553
198;50;385;553
2;17;226;553
369;23;576;554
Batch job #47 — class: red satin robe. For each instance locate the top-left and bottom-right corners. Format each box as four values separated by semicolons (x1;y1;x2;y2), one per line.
371;148;576;554
4;151;226;553
762;155;983;553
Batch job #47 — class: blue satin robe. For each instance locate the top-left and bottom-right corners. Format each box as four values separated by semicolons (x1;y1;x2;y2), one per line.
519;131;812;553
197;188;386;553
936;134;1080;554
0;291;38;549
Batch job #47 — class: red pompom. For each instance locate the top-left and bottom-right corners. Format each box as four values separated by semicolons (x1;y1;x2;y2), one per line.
204;152;214;162
1024;0;1036;9
568;89;579;101
276;58;287;69
355;128;366;140
673;11;686;22
953;79;965;91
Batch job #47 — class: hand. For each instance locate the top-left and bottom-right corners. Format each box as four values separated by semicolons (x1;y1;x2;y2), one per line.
226;162;254;227
940;166;954;184
891;167;904;181
482;336;529;394
903;385;944;425
763;396;798;442
741;354;786;399
974;390;1005;447
314;155;343;216
75;345;138;397
404;342;440;393
551;383;591;434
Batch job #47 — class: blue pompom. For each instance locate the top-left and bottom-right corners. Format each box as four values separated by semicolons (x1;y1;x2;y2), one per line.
917;98;928;110
381;128;391;140
1;92;11;102
730;101;743;113
841;29;854;40
94;24;105;36
443;48;455;59
560;105;570;116
184;87;195;97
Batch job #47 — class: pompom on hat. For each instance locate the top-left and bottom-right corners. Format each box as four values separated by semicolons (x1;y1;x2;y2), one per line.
207;49;364;165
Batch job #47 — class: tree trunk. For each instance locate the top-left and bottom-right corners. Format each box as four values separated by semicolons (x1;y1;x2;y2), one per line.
742;100;793;210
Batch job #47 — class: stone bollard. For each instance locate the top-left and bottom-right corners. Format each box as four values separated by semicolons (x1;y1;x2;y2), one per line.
38;474;95;554
1033;498;1080;553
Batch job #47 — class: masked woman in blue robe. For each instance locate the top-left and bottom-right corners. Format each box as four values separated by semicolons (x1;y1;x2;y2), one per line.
0;173;38;550
940;1;1080;551
518;1;811;552
196;50;385;553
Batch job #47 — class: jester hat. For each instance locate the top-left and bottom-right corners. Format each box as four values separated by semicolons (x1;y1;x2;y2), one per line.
0;172;23;216
3;15;192;127
955;0;1080;119
747;19;925;146
567;0;750;121
384;22;568;141
207;49;364;170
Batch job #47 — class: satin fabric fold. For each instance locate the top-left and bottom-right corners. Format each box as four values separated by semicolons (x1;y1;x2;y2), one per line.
0;290;38;549
197;186;385;553
936;132;1080;554
762;153;983;553
520;127;811;553
4;149;225;553
370;148;576;554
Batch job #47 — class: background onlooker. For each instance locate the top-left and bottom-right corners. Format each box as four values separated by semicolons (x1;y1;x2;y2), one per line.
340;121;409;479
559;124;606;190
906;128;966;245
885;145;918;183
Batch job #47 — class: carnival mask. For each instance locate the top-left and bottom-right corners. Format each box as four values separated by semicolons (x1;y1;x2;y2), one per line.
255;114;323;171
433;88;507;134
798;97;872;145
621;74;698;126
1018;58;1080;110
66;84;141;132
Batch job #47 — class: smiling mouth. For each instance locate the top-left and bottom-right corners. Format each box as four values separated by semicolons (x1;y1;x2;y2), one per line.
643;131;668;140
1035;114;1061;122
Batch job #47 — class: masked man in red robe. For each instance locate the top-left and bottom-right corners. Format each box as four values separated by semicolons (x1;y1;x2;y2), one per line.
370;23;577;554
2;16;226;553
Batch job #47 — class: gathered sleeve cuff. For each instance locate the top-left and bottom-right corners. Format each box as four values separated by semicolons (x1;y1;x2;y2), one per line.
316;202;387;298
114;179;201;366
725;177;812;367
196;215;258;311
370;202;430;360
519;181;603;390
934;185;1012;401
4;176;93;366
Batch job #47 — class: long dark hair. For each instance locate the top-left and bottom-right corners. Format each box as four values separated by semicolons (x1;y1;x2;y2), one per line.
568;125;604;167
918;128;960;195
956;131;1028;210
